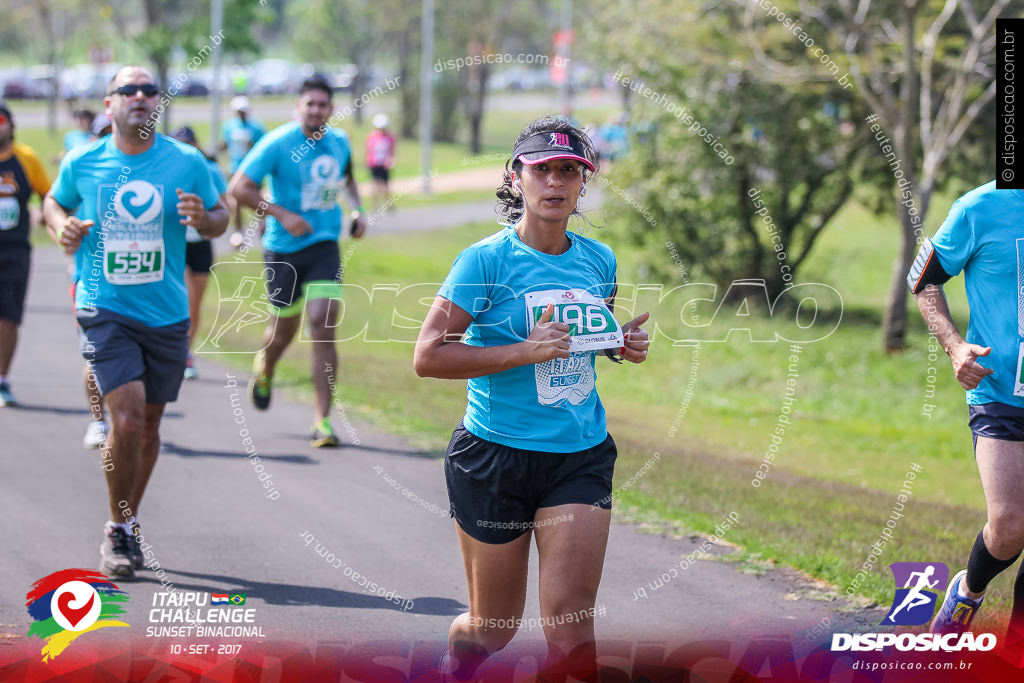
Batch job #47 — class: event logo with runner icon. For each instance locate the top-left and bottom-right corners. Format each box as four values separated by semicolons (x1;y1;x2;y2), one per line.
25;569;130;661
882;562;948;626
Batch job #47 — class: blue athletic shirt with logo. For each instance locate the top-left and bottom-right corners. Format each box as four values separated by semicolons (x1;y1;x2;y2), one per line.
438;227;617;452
51;134;220;327
929;181;1024;408
237;121;351;255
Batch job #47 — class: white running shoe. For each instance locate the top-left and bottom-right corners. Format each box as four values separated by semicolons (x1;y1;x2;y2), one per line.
83;420;108;449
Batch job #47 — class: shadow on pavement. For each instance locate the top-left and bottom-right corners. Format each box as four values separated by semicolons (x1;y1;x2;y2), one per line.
137;569;466;616
15;404;183;420
306;439;441;460
161;440;317;464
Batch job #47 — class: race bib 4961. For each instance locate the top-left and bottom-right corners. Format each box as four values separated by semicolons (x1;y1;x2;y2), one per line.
525;288;623;352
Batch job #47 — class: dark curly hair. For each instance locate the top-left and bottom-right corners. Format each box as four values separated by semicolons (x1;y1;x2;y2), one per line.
495;115;599;224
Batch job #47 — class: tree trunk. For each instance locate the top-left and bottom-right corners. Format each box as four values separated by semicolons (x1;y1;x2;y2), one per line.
156;61;170;134
397;28;417;140
882;0;919;352
352;50;372;126
464;60;489;155
38;1;59;134
351;69;367;127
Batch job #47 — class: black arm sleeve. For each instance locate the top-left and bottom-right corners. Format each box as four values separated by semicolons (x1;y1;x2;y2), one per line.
906;238;953;294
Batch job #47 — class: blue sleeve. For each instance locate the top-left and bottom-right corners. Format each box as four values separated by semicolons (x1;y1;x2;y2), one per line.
438;247;491;318
930;200;975;277
606;251;618;299
190;152;220;210
236;134;275;185
207;160;228;195
49;154;82;210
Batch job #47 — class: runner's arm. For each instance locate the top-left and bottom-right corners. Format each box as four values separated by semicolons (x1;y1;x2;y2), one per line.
344;160;366;238
42;194;91;255
914;285;993;390
414;297;570;379
194;196;229;239
228;172;310;236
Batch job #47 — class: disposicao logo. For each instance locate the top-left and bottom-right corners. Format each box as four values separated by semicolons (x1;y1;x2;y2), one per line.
25;569;130;661
830;562;997;653
883;562;948;626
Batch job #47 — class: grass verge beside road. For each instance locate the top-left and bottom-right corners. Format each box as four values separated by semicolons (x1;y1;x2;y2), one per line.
186;196;1007;624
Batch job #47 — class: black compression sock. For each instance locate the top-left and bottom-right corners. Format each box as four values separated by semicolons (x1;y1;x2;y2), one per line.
966;529;1021;594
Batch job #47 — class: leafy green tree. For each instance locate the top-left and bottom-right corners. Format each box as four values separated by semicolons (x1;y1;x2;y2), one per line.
587;0;872;299
136;0;266;133
608;72;869;297
749;0;1015;350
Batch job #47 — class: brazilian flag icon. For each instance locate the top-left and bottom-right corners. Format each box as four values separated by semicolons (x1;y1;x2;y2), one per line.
229;593;246;606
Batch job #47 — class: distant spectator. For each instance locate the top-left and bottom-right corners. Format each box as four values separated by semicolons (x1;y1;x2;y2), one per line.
220;96;264;235
599;112;629;163
365;113;396;212
62;110;95;155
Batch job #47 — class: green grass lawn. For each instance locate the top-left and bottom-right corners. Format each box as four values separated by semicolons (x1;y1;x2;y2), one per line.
21;93;1004;624
184;184;1006;623
14;93;615;185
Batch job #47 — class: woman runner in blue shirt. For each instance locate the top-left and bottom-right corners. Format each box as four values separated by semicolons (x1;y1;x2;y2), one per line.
415;115;650;680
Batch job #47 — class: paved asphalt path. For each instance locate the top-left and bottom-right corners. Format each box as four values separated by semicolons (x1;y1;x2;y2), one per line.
0;224;874;671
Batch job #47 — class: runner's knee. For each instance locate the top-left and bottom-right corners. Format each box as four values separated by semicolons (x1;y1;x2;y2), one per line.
111;410;144;439
988;513;1024;553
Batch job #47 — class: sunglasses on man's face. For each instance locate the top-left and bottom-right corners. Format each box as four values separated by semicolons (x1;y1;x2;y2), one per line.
110;84;160;98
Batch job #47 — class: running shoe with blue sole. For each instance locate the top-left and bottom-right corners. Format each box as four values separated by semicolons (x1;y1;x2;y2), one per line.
0;381;17;407
930;569;984;634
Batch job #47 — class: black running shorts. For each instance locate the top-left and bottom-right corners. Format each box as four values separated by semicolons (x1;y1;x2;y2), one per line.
444;422;617;545
969;401;1024;449
263;240;342;316
77;308;189;403
185;240;214;274
0;250;30;325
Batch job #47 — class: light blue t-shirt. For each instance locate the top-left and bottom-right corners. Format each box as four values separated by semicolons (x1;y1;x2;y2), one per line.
186;158;228;243
63;130;92;153
51;135;220;327
438;227;618;452
237;121;352;254
221;117;264;171
930;180;1024;408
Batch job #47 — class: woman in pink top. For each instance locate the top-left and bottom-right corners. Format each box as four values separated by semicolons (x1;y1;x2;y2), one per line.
365;113;396;211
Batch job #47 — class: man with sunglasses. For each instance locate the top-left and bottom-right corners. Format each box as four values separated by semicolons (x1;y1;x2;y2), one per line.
0;104;51;407
43;66;229;579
